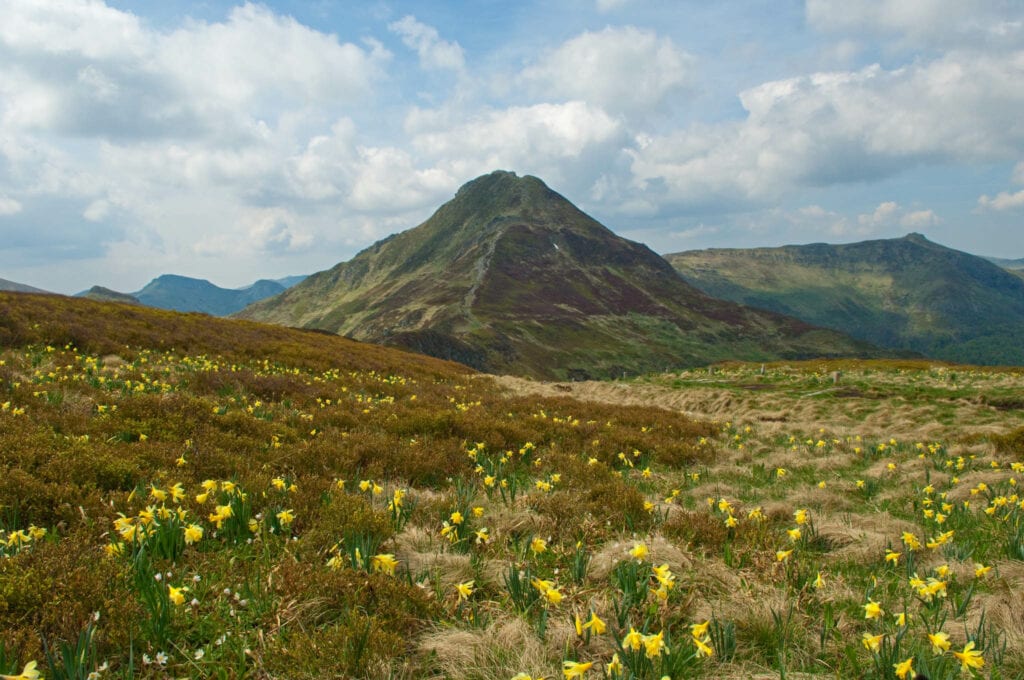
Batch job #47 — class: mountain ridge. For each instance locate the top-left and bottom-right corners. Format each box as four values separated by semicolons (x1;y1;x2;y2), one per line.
240;171;876;379
665;233;1024;365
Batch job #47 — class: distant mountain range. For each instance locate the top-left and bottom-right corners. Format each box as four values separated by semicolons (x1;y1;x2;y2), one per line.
666;233;1024;365
238;171;874;379
69;274;306;316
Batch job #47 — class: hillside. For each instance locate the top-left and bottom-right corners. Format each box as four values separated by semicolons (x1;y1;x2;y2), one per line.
666;233;1024;366
2;291;1023;679
240;171;873;379
76;285;141;305
0;277;50;294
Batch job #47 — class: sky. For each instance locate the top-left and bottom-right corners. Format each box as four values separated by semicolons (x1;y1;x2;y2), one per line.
1;0;1023;294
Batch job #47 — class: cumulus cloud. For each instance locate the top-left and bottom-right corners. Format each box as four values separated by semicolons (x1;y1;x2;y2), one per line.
858;201;900;227
405;101;627;195
388;15;465;73
0;3;388;141
625;52;1024;212
520;26;693;115
0;0;394;288
977;161;1024;212
978;189;1024;212
900;209;940;227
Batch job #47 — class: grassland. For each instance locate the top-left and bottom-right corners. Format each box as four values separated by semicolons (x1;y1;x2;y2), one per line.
1;293;1023;679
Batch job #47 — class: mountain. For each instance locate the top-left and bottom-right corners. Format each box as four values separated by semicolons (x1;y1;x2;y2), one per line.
239;170;874;379
0;278;50;294
129;275;287;316
665;233;1024;366
76;286;140;304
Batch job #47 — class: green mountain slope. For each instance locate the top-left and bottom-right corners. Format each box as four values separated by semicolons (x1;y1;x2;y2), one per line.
665;233;1024;365
240;171;874;379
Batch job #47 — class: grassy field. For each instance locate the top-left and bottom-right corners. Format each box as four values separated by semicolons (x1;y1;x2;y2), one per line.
1;293;1023;679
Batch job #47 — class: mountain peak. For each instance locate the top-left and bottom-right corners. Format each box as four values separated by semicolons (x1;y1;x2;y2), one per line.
240;171;871;378
902;232;931;245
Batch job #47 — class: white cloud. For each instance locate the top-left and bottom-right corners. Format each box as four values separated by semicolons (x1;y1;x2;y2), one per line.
900;209;939;227
978;189;1024;212
520;26;693;114
0;0;393;285
388;15;464;73
625;52;1024;212
858;201;900;227
408;101;625;185
596;0;632;12
0;195;22;216
0;2;388;140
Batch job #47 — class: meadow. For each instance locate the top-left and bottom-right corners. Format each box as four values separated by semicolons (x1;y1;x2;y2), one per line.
1;293;1023;679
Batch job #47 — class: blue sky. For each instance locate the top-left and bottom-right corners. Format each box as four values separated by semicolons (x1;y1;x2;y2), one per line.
1;0;1023;293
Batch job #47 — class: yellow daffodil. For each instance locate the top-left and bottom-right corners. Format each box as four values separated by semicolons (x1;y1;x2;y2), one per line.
693;635;714;658
893;657;914;679
562;660;592;679
622;627;643;651
776;549;793;562
952;641;984;672
530;537;547;555
794;508;808;525
642;630;668;659
0;660;41;680
862;632;884;652
168;585;188;606
864;599;883;619
582;611;606;635
276;509;295;526
928;631;951;654
690;620;710;638
371;553;398;576
454;580;474;601
183;524;203;545
629;543;649;561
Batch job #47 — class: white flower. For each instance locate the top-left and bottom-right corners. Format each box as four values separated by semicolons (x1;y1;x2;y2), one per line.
194;649;205;661
155;651;168;665
142;654;152;665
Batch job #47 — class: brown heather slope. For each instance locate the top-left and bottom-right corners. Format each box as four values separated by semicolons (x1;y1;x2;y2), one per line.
0;292;473;380
240;171;876;380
